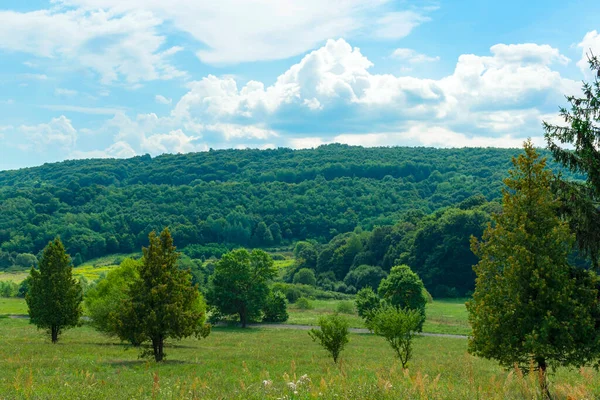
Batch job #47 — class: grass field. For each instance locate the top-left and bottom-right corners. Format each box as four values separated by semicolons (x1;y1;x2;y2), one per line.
0;271;29;283
0;318;598;399
0;298;28;316
287;299;471;335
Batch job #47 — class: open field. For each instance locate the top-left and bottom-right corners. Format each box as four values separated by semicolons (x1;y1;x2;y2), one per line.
287;299;471;336
0;271;29;283
0;317;598;399
0;298;28;316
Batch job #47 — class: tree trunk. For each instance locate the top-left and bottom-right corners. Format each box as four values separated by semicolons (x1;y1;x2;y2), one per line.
51;325;58;343
538;358;552;400
240;309;247;328
152;336;165;362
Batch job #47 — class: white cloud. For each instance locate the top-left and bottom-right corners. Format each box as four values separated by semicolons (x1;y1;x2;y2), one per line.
71;140;137;159
19;73;48;80
374;11;431;39
41;105;124;115
391;48;440;63
17;116;77;152
155;95;172;104
0;99;14;105
54;0;433;64
55;88;78;96
577;30;600;76
0;8;185;84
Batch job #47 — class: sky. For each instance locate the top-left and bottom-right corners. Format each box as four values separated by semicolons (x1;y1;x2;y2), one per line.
0;0;599;170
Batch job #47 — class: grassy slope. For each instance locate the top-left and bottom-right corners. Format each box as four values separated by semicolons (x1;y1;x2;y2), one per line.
0;318;597;399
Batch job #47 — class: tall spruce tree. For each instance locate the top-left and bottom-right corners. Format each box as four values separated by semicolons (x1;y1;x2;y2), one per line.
467;141;600;397
115;228;209;362
26;238;82;343
544;54;600;269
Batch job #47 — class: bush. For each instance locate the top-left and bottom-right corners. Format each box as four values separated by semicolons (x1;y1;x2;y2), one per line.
262;290;289;322
308;313;350;363
378;265;427;331
0;281;19;297
367;306;422;368
293;268;317;286
295;297;313;310
355;287;381;323
336;301;355;314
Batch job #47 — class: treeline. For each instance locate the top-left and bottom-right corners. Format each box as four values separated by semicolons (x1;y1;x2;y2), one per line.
0;145;583;267
285;195;497;298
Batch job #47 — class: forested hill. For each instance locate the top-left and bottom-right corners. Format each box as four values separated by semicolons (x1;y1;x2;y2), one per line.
0;144;578;266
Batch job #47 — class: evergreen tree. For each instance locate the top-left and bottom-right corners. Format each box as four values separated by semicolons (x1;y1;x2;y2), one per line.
544;54;600;269
26;238;82;343
467;141;600;397
115;228;210;362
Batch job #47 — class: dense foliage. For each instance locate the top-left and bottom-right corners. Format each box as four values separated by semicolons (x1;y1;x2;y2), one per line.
0;145;583;268
114;229;210;362
207;248;277;327
26;238;82;343
467;142;600;395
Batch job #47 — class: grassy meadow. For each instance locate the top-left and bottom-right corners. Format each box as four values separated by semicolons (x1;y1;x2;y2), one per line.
0;317;598;399
287;299;470;336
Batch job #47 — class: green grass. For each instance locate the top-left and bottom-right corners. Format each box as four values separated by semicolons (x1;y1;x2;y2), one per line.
0;298;28;316
0;271;29;283
287;298;472;336
0;318;598;399
73;264;119;281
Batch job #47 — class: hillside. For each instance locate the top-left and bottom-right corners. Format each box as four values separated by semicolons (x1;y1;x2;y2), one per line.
0;144;580;266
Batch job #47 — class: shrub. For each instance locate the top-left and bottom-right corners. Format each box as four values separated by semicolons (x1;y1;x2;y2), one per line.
367;306;422;368
434;284;460;299
262;290;289;322
308;313;350;364
0;281;19;297
295;297;313;310
378;265;427;331
336;301;355;314
293;268;317;286
355;287;381;323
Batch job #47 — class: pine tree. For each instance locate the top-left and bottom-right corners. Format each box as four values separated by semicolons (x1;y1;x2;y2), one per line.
544;54;600;269
115;228;209;362
26;238;82;343
467;141;600;397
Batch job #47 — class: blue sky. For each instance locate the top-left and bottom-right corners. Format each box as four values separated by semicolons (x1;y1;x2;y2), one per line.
0;0;599;170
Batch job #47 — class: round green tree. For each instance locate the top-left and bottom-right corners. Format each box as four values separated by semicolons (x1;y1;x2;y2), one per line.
26;238;83;343
208;248;276;327
378;264;427;331
467;141;600;396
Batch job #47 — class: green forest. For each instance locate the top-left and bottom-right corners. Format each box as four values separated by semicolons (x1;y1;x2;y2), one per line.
0;145;585;296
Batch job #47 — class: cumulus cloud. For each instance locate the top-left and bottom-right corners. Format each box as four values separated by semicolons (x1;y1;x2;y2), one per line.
0;8;185;84
14;116;78;152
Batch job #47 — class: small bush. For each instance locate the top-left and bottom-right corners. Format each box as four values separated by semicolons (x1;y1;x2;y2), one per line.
293;268;317;286
262;291;289;322
434;285;460;299
355;287;381;324
309;313;350;363
336;301;355;314
367;306;422;368
295;297;313;310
